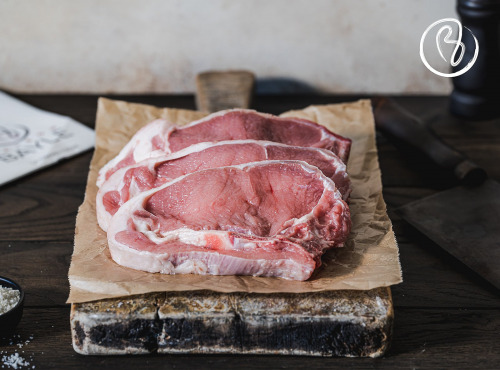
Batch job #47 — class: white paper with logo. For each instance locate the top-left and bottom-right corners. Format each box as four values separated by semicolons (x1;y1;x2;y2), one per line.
0;91;95;185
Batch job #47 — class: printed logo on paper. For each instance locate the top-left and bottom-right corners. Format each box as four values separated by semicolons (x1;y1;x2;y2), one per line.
0;125;73;163
420;18;479;78
0;125;29;147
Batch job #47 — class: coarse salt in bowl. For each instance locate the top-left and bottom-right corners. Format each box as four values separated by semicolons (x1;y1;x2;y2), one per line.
0;276;24;338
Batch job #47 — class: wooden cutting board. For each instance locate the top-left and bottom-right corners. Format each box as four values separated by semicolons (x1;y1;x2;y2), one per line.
70;72;394;357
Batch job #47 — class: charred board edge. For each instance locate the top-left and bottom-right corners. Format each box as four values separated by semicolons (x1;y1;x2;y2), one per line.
70;288;393;357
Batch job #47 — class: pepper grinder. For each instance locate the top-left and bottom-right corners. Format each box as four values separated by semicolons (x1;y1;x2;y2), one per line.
450;0;500;120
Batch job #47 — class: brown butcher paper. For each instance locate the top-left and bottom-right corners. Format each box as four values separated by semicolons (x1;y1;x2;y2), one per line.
67;98;402;303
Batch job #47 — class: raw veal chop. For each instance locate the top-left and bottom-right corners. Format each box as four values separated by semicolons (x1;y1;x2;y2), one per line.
97;140;351;231
97;109;351;186
107;161;351;281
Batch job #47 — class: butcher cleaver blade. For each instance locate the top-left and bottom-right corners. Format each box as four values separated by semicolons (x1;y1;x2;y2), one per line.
373;98;500;290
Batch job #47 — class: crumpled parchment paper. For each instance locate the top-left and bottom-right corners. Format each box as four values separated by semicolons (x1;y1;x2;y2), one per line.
67;98;402;303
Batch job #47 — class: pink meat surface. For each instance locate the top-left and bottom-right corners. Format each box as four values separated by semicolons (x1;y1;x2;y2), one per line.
107;161;351;281
97;109;351;187
97;140;351;231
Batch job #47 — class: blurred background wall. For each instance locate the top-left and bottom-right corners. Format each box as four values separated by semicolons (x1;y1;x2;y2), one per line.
0;0;455;94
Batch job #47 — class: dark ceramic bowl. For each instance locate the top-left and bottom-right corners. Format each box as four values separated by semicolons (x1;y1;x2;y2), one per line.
0;276;24;338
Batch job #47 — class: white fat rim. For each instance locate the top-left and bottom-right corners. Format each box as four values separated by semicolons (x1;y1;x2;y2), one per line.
97;119;172;187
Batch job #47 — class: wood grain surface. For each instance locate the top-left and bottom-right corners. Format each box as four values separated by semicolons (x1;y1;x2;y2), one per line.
0;94;499;369
196;70;255;112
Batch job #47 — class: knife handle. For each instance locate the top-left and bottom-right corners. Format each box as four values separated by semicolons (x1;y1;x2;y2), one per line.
373;97;487;186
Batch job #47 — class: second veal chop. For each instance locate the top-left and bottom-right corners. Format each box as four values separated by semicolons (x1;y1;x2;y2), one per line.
96;140;351;231
107;161;351;281
97;109;352;186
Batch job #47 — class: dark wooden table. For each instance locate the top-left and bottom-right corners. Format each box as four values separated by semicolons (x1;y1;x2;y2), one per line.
1;94;499;369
